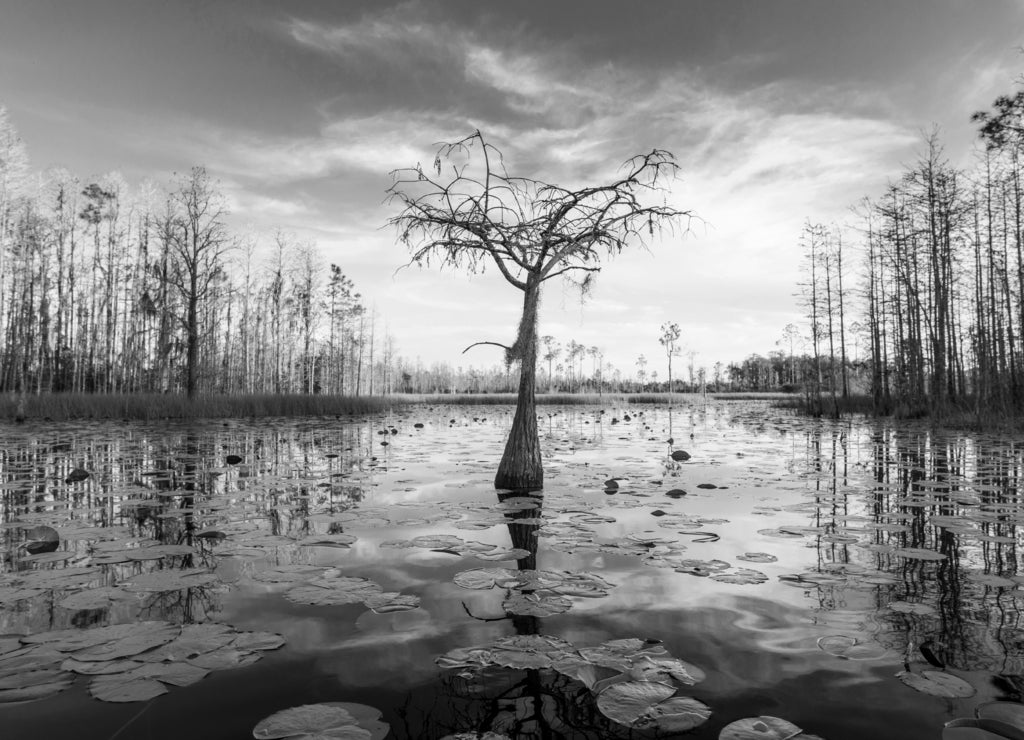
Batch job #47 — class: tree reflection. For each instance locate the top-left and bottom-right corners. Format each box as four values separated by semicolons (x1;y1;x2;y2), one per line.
799;423;1024;682
403;489;632;739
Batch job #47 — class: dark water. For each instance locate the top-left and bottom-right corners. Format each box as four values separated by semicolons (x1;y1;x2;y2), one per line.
1;402;1023;739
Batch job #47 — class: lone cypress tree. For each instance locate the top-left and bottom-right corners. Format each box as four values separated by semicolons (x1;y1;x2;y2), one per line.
388;131;692;490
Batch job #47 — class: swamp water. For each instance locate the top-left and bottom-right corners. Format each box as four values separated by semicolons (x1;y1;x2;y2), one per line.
1;402;1023;739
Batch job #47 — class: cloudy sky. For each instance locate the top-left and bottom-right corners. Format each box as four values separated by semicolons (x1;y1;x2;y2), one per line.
1;0;1022;378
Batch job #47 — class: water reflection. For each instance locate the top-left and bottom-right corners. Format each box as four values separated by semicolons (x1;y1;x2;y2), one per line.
3;406;1024;738
795;422;1024;680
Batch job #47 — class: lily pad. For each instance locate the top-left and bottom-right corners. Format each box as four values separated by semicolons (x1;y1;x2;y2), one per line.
595;680;675;727
719;716;806;739
72;622;181;661
501;592;572;617
817;636;889;661
285;576;384;607
89;674;169;702
252;701;389;740
0;676;75;704
711;568;769;585
943;718;1024;740
453;568;518;590
296;533;358;548
737;552;778;564
362;592;421;614
58;586;136;611
897;670;975;698
639;695;712;732
120;568;219;593
976;702;1024;730
891;547;946;561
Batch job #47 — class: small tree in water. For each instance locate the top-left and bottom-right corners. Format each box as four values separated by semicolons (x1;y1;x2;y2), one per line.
388;131;692;490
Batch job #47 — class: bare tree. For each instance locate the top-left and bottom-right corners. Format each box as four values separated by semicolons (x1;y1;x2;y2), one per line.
388;131;692;490
164;167;231;398
659;321;681;396
636;353;648;392
540;334;560;392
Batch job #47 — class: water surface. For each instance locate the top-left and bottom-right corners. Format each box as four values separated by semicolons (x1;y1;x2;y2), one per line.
1;402;1022;738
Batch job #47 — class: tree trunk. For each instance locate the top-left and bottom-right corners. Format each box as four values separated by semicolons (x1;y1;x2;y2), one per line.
495;279;543;491
186;274;198;399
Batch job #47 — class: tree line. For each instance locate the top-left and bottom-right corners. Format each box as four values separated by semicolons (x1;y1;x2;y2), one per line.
0;107;395;399
797;78;1024;418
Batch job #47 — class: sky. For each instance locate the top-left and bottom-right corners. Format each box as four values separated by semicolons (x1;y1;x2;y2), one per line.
1;0;1022;379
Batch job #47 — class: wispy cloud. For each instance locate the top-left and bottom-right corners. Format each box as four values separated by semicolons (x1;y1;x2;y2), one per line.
165;9;928;369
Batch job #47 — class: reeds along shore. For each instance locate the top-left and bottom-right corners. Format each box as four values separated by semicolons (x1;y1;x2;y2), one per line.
1;391;781;421
0;392;396;421
10;390;1011;427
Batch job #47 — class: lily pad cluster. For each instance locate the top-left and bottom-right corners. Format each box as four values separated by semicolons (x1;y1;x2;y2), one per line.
454;567;615;616
437;635;710;733
379;534;531;561
0;620;284;703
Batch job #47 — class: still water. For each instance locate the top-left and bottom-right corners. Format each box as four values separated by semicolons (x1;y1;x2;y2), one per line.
1;401;1023;739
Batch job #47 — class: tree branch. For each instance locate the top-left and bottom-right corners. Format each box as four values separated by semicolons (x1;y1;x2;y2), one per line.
463;341;512;355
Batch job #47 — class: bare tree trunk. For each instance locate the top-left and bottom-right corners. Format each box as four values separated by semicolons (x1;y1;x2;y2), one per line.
495;279;543;491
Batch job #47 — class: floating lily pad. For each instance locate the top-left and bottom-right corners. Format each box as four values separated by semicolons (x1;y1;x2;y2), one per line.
711;568;769;585
639;695;713;732
89;674;168;702
362;592;421;614
232;631;286;652
252;702;389;740
502;592;572;617
976;702;1024;730
71;622;181;661
891;547;947;561
474;547;533;561
942;717;1024;740
596;680;675;722
252;565;329;584
897;670;975;698
58;586;136;611
453;568;518;590
719;716;806;739
285;576;383;607
128;661;209;687
0;676;75;704
737;552;778;564
120;569;219;593
187;646;261;671
296;533;357;548
888;601;937;616
817;636;889;661
0;667;69;691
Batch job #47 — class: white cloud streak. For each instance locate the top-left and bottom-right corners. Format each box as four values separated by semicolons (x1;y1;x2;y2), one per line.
178;14;928;372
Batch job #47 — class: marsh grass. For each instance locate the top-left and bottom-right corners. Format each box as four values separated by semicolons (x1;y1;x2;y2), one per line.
405;392;717;406
406;392;620;405
775;393;876;417
3;389;798;421
1;393;399;421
